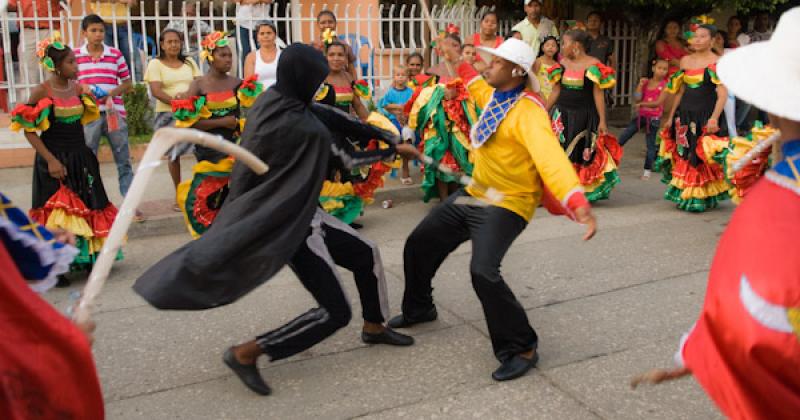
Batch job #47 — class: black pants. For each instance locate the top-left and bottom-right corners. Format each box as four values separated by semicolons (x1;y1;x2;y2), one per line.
402;191;537;362
256;209;389;361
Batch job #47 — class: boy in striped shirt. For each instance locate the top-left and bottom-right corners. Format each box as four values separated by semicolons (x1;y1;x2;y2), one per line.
77;14;141;220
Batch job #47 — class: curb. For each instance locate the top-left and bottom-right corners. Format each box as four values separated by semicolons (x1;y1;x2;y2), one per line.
127;183;425;239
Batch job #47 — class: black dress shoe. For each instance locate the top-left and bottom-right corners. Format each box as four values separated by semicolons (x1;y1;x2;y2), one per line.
349;222;363;230
223;348;272;396
361;327;415;346
491;352;539;382
387;307;438;329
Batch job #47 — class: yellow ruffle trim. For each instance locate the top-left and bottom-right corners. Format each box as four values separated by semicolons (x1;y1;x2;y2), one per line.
700;135;730;162
174;105;213;128
45;208;94;237
80;94;101;125
583;152;619;193
669;178;729;199
10;118;50;133
408;86;437;130
236;90;258;109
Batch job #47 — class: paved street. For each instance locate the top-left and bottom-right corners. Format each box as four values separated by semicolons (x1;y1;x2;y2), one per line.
16;134;728;419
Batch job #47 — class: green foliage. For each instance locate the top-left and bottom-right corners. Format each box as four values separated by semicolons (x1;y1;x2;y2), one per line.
122;83;154;137
577;0;787;24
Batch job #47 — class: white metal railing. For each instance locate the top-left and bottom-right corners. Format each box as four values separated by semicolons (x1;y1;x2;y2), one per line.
0;1;637;110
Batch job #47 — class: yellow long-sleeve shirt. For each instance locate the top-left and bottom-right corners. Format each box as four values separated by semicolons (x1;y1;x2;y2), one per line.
458;63;587;221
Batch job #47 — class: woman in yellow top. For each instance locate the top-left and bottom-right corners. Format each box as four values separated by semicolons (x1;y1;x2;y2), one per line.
9;33;120;280
170;31;264;238
546;29;622;202
389;38;596;382
144;28;201;208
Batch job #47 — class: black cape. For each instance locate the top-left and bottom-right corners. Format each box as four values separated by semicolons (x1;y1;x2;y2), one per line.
133;44;333;310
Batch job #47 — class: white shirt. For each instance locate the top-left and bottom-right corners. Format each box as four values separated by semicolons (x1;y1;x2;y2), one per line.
237;4;270;30
255;48;280;88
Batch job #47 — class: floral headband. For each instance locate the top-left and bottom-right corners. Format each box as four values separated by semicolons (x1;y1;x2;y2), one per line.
322;28;337;46
685;15;716;41
431;24;461;54
36;31;66;72
200;31;230;62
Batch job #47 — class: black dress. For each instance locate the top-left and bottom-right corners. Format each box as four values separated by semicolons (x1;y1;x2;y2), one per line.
654;64;730;212
11;82;119;269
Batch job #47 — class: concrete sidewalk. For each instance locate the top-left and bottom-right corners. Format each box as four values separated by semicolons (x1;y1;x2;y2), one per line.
27;133;731;419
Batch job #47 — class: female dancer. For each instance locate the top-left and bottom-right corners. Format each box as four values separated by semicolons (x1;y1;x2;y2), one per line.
655;19;689;77
408;32;478;202
546;29;622;202
243;21;281;88
317;41;387;226
655;21;730;212
533;35;559;101
172;32;263;238
10;33;119;282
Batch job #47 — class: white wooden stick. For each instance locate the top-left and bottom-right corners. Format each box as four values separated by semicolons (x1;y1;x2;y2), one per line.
73;128;269;325
417;0;455;78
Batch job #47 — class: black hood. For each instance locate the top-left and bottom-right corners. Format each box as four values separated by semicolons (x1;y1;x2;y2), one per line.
274;43;329;104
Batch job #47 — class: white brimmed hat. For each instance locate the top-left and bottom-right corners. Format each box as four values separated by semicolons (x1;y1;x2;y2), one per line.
477;38;541;93
717;7;800;122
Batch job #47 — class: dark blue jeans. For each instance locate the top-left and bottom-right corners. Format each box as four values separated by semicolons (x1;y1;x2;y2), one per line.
238;26;257;70
105;24;142;81
618;115;660;170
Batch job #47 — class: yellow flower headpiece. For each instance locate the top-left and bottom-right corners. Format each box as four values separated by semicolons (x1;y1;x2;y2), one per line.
686;15;717;41
199;31;230;62
36;31;66;72
322;28;337;46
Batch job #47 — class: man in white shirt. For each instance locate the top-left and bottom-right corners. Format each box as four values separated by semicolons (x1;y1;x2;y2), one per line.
511;0;558;55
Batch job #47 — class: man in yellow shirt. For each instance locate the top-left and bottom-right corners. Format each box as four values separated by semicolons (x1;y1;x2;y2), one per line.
388;38;597;381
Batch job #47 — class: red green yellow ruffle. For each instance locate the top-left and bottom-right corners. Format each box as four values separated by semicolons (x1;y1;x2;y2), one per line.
28;184;120;268
319;181;364;224
586;63;616;89
547;63;563;83
80;93;101;125
353;80;371;100
574;134;623;202
177;157;233;239
723;122;777;204
654;128;730;212
10;98;53;132
237;75;264;109
172;96;212;128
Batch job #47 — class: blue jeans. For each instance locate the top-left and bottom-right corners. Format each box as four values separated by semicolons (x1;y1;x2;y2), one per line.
105;24;142;81
84;113;134;197
618;115;660;170
238;26;257;69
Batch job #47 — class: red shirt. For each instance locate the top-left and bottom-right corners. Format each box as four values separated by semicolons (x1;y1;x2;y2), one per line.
9;0;61;29
471;33;503;62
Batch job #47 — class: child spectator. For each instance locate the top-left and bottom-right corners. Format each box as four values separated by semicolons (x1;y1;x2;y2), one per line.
533;35;559;100
144;29;202;210
76;14;143;222
461;43;477;65
617;58;670;180
378;65;414;184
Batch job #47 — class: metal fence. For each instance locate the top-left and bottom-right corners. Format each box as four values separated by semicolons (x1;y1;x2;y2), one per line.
0;1;638;109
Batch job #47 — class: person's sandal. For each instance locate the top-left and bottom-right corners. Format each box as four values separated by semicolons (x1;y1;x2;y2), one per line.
172;203;181;212
401;177;413;185
133;210;146;223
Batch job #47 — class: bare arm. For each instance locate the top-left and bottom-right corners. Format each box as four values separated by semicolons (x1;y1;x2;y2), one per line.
24;87;67;179
352;94;369;121
655;41;680;68
546;82;560;112
593;83;608;134
148;81;175;105
706;83;728;133
109;78;133;97
243;52;256;79
639;89;670;108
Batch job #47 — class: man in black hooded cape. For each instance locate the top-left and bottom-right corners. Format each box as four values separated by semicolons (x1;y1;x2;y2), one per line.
133;44;417;396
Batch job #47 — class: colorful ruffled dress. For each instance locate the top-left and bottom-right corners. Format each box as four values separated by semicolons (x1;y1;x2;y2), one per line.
10;84;120;270
536;62;558;101
173;76;263;238
316;80;391;223
549;63;622;202
720;121;777;205
408;77;479;202
654;64;730;212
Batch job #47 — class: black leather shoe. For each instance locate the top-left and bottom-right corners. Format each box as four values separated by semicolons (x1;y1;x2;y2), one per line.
55;275;71;288
491;352;539;382
362;327;415;346
223;348;272;396
387;307;438;329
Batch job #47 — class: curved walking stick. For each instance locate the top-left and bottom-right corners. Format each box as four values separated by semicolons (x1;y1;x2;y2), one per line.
73;128;269;325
